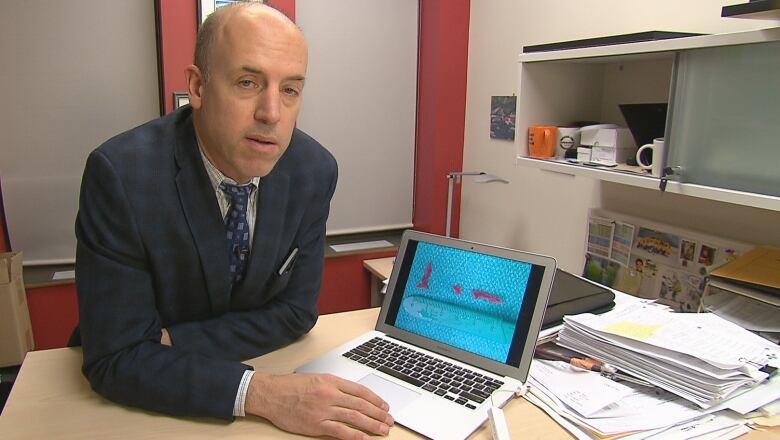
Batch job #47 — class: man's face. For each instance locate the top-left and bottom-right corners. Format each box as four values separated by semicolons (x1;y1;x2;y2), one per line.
187;10;307;183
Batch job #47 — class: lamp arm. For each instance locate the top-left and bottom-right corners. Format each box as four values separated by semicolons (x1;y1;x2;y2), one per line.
447;171;486;178
446;175;455;237
445;171;507;237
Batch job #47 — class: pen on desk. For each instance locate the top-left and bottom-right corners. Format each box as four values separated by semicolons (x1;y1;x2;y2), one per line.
598;366;657;389
534;345;657;389
535;344;601;371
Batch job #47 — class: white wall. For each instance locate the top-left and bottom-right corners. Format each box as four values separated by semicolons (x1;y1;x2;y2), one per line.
461;0;779;273
297;0;417;235
0;1;159;264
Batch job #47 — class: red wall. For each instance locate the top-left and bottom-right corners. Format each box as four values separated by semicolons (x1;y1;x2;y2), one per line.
319;250;396;315
157;0;197;115
0;179;11;252
0;217;9;253
26;284;79;350
413;0;471;237
270;0;295;21
0;225;8;253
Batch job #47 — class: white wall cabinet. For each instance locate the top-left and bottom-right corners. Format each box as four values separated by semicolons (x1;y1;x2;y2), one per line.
514;28;780;212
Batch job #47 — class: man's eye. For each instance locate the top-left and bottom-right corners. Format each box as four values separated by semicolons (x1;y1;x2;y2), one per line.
238;80;255;88
283;87;300;97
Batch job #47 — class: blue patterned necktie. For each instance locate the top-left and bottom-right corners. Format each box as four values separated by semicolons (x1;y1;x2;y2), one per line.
219;181;255;288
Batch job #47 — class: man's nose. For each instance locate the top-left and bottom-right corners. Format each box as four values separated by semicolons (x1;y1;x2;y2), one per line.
254;87;281;125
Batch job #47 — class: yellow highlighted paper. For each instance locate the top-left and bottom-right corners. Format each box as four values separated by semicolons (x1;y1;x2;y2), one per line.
604;322;661;340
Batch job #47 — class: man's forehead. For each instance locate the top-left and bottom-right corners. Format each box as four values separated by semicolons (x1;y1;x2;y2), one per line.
217;15;306;58
237;65;306;82
219;6;305;46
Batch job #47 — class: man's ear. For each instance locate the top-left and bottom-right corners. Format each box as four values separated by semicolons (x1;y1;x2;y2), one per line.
184;65;204;110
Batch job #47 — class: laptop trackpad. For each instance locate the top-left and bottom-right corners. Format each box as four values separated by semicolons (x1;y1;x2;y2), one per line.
358;374;419;414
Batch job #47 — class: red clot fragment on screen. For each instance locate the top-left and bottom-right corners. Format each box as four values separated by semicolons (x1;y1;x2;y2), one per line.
417;262;432;289
472;290;501;303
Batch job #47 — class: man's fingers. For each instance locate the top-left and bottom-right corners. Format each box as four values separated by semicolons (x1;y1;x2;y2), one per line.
333;390;394;428
321;375;394;436
331;375;391;412
326;407;391;437
319;419;372;440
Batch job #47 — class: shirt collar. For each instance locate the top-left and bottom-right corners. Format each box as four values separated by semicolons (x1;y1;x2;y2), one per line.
197;141;261;190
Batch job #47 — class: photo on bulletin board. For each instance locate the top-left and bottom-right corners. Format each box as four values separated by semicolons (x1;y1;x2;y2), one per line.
173;92;190;109
199;0;260;24
490;96;517;140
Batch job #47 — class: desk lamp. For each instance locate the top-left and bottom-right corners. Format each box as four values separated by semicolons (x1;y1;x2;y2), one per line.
446;171;509;237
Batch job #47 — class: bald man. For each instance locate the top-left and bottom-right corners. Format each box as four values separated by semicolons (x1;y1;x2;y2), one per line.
72;4;392;439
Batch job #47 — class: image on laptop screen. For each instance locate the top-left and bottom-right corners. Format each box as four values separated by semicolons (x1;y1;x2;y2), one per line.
384;240;545;364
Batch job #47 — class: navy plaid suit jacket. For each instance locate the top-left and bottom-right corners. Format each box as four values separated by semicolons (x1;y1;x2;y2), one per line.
73;106;337;419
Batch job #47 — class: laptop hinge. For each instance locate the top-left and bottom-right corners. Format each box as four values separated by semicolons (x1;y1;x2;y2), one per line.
501;377;529;399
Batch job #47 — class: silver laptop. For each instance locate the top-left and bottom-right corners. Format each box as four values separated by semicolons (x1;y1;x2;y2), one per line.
297;230;556;439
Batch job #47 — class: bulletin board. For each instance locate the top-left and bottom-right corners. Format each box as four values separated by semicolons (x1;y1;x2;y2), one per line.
582;208;752;312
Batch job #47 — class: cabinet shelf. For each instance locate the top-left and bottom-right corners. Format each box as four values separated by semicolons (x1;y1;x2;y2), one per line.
514;156;780;211
515;156;657;187
721;0;780;20
519;27;780;63
515;27;780;212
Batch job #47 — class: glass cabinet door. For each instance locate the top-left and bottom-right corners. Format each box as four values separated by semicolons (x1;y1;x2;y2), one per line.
666;40;780;197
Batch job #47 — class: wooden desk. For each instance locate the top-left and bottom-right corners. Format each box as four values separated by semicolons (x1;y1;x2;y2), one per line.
0;308;570;439
363;256;394;307
1;308;777;439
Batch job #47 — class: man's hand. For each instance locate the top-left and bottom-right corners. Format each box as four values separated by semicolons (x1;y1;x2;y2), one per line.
246;373;394;440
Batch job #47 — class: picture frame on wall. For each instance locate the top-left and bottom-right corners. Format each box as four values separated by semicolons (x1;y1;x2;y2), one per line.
173;92;190;109
199;0;261;24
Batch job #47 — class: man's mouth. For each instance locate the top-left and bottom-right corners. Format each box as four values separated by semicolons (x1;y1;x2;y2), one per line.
246;135;278;152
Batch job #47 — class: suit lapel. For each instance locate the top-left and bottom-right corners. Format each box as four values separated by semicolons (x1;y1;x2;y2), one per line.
234;170;290;301
173;112;232;315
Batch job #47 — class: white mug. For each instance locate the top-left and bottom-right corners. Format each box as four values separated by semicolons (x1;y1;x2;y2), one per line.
636;137;665;177
555;127;581;158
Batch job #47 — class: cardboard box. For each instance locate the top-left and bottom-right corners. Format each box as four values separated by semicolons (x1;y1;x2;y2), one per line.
582;127;637;165
0;252;34;367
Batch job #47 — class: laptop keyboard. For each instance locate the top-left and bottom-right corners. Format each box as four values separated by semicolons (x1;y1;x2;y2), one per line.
341;337;504;410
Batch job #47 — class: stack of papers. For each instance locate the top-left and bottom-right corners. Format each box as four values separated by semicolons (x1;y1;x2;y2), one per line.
556;302;779;408
526;359;751;440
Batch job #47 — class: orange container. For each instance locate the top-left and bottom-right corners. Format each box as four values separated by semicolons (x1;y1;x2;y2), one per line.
528;125;557;158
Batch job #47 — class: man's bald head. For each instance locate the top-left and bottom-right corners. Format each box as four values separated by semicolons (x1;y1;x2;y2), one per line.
184;0;308;183
194;2;302;82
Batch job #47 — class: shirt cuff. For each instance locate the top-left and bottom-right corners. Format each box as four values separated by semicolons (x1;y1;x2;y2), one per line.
233;369;255;417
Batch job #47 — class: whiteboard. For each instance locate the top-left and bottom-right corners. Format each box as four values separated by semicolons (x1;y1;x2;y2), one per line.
296;0;418;235
0;1;160;265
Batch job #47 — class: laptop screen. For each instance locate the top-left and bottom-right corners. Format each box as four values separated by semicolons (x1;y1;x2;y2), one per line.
383;239;546;366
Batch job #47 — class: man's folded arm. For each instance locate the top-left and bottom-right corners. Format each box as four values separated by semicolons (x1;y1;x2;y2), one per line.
76;151;248;419
165;218;325;361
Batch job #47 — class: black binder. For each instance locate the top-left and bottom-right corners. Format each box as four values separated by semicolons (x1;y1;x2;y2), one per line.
542;269;615;329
